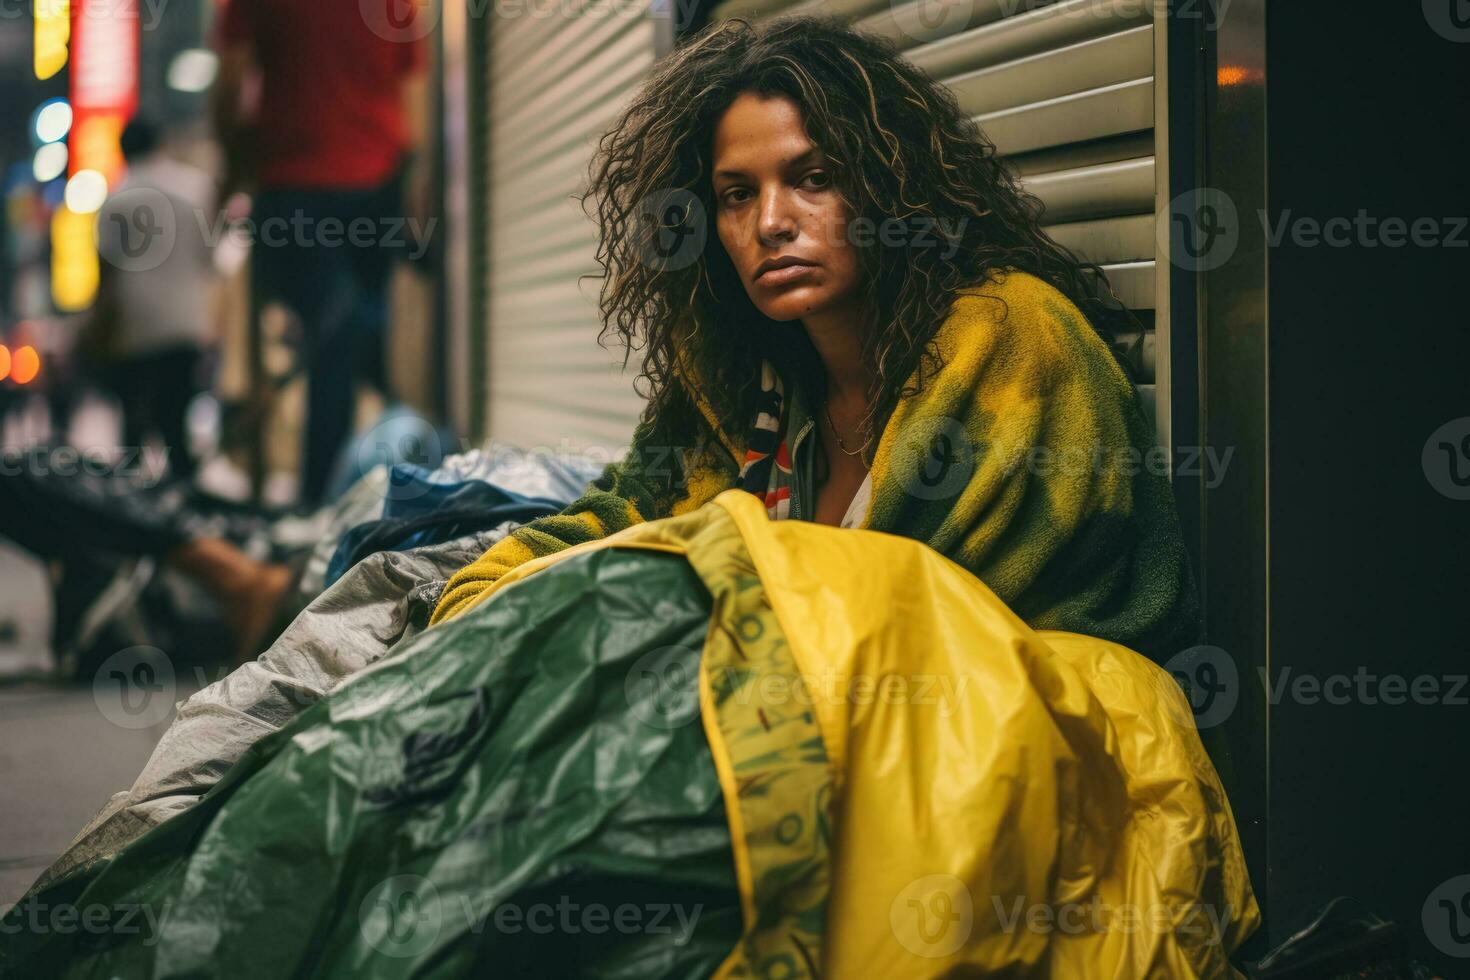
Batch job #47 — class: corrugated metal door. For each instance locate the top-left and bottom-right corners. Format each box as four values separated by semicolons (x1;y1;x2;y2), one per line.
708;0;1173;447
480;7;669;451
475;1;1173;449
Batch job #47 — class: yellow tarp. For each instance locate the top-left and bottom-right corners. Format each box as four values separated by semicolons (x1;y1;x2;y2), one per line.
451;489;1259;977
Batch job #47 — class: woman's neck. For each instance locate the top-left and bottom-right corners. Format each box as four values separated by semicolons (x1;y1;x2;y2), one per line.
802;301;873;406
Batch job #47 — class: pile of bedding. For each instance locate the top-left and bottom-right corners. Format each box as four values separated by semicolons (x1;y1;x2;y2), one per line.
1;490;1257;978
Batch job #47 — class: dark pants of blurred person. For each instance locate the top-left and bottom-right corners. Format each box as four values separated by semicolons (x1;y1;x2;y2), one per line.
0;454;297;670
109;345;202;482
251;172;399;507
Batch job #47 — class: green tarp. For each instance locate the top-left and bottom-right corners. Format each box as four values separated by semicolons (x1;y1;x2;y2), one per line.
1;548;743;978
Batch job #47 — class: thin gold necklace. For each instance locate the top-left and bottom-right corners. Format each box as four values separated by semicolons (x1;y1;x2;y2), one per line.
823;401;872;460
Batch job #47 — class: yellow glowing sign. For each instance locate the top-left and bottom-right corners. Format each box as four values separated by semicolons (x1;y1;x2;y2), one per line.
34;0;70;80
51;205;99;312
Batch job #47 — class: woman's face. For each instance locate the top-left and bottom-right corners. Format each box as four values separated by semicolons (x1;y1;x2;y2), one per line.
711;92;863;323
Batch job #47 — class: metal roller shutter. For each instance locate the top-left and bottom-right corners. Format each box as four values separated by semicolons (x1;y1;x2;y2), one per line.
479;7;669;451
709;0;1173;446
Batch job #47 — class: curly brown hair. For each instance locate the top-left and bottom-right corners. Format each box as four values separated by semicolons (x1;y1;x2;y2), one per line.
581;15;1128;475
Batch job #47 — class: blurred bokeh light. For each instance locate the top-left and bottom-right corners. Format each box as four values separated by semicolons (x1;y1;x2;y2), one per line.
32;143;69;184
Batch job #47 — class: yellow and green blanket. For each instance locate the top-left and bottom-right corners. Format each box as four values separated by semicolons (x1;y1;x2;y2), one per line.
432;270;1199;661
2;488;1256;978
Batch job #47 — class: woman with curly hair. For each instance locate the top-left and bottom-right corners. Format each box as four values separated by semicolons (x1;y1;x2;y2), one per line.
2;23;1258;978
433;15;1198;660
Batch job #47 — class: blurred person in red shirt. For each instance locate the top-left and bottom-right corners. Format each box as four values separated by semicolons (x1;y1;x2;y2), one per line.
212;0;428;505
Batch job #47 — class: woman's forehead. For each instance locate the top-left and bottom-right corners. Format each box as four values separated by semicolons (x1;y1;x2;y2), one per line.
712;94;822;173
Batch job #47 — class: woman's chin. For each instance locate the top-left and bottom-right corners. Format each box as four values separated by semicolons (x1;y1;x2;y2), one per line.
752;287;839;322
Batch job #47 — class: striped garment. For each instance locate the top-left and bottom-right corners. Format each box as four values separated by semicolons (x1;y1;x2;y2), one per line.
736;361;794;519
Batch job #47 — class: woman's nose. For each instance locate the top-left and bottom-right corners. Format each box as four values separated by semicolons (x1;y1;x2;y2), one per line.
757;186;798;247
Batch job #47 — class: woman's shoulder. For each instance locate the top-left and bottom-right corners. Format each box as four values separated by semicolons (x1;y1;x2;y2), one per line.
948;269;1087;333
940;269;1117;372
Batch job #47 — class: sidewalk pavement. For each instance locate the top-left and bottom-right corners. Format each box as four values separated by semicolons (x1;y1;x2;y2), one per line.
0;682;181;907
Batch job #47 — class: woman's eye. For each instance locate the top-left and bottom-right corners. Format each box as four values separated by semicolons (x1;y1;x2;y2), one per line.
722;188;751;206
802;170;831;189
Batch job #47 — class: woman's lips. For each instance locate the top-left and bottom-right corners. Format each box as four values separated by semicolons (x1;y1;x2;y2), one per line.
756;263;818;286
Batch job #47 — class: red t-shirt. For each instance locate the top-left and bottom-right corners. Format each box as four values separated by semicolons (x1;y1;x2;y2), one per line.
217;0;425;189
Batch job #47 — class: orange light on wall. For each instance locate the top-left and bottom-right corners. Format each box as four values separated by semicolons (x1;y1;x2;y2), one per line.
0;344;11;382
1217;65;1263;87
34;0;71;80
10;346;41;386
68;113;127;186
